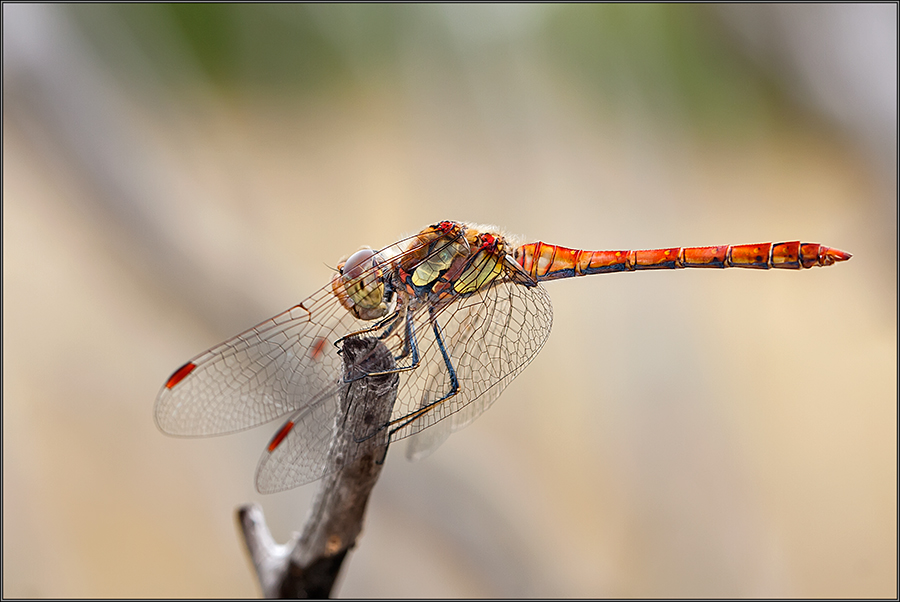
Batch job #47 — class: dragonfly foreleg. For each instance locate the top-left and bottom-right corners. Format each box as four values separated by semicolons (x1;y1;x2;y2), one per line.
371;306;415;364
360;305;462;443
334;309;402;349
342;308;422;383
360;308;422;377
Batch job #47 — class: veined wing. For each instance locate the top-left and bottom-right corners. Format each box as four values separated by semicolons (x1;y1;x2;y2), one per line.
251;276;554;491
154;230;432;437
253;385;347;492
255;339;398;493
391;276;554;448
154;288;369;436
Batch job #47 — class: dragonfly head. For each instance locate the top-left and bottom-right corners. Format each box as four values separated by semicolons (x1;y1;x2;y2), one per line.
332;248;394;321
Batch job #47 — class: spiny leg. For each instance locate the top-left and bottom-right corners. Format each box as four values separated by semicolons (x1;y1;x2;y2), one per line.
342;307;422;383
336;302;415;364
382;304;415;365
334;308;402;348
354;304;460;444
365;308;422;376
384;304;461;439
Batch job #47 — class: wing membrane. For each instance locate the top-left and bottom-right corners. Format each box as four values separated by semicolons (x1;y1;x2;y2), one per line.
389;278;553;443
154;291;366;436
156;224;554;491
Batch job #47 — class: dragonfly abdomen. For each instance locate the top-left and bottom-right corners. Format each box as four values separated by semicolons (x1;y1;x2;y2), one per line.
515;241;851;282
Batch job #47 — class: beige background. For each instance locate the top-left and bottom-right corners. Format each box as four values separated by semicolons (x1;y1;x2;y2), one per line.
3;4;896;597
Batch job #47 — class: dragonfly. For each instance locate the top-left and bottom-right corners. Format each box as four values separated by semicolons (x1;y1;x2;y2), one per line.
156;221;851;493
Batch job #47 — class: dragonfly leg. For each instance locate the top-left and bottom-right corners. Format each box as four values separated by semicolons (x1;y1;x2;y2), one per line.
342;308;421;383
356;305;461;443
334;308;402;348
386;313;414;362
360;308;421;377
373;306;414;364
387;306;460;437
374;441;390;465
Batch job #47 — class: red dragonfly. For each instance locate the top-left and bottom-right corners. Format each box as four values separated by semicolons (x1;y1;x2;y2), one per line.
155;221;851;493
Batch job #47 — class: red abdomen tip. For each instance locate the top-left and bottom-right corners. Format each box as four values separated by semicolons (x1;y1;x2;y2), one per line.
824;247;852;263
165;362;196;389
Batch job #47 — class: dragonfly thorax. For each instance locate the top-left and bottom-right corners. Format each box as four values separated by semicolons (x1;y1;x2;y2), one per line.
396;222;514;302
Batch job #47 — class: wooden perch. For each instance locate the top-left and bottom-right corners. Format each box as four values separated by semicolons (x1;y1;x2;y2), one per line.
237;337;399;598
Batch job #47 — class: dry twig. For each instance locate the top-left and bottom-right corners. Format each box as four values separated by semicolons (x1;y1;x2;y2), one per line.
238;337;398;598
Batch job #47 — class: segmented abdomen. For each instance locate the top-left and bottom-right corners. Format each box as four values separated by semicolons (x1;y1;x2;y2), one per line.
515;241;852;282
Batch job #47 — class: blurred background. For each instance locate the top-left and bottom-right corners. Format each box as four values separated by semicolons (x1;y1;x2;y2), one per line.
3;4;895;597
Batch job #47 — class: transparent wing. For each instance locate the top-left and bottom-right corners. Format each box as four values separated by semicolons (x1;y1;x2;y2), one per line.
254;386;346;493
390;278;554;445
254;277;553;491
153;230;427;437
256;340;398;493
156;223;554;492
154;288;368;436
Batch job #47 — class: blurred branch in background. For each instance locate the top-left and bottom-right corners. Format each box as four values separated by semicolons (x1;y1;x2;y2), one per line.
3;3;278;337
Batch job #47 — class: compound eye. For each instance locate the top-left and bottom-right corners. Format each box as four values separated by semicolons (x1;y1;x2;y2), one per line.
343;248;379;280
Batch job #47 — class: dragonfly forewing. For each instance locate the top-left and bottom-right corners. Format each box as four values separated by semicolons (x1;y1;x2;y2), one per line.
155;288;369;437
